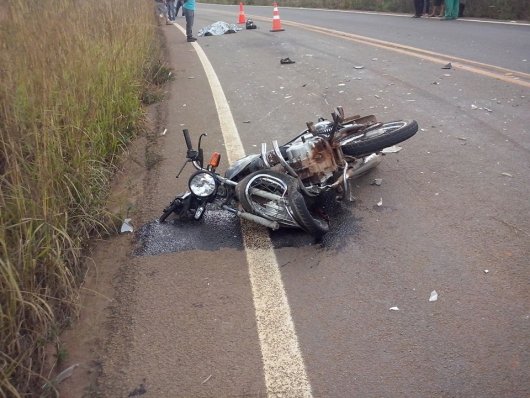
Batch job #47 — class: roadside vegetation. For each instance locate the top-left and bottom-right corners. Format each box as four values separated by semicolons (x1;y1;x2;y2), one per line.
204;0;529;21
0;0;170;396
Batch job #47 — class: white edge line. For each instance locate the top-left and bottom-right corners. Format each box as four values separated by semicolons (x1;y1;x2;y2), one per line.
171;23;313;397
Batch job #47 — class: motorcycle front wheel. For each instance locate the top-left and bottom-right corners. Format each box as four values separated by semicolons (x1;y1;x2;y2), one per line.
289;190;330;239
339;119;418;157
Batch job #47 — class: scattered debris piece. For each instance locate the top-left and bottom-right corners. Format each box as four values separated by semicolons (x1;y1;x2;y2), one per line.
280;57;295;64
374;95;381;99
432;81;440;85
160;128;167;136
457;137;467;141
372;58;378;61
372;178;383;186
354;65;364;69
202;375;212;384
338;83;346;86
442;63;452;69
443;74;451;77
389;307;399;311
484;270;490;274
505;72;514;76
180;123;186;126
381;145;402;153
121;219;134;233
243;120;251;123
429;290;438;302
501;172;513;177
377;198;383;206
471;104;478;109
356;97;363;101
484;108;492;112
188;76;195;79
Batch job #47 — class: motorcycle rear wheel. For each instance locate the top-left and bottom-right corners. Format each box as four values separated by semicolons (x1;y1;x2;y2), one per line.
339;119;418;157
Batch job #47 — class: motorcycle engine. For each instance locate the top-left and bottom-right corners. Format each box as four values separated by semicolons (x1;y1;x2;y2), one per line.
285;136;339;184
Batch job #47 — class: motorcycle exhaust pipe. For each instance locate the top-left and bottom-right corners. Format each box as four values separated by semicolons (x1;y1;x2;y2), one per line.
348;153;383;179
221;204;280;230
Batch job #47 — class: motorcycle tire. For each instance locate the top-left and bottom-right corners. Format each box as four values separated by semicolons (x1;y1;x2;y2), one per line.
235;170;297;214
339;119;418;157
288;189;330;239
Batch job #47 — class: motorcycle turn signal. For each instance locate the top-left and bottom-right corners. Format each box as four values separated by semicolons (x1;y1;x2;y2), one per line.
209;152;221;168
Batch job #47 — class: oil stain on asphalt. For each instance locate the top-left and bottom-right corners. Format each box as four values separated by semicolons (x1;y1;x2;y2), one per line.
133;196;362;256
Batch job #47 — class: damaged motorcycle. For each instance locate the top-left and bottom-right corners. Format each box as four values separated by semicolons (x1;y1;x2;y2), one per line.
159;106;418;238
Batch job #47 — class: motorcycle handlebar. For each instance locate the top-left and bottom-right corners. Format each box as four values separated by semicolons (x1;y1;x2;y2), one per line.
183;129;193;150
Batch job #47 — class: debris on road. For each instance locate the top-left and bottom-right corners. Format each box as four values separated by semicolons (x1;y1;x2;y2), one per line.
377;198;383;206
280;57;295;64
389;307;399;311
121;219;134;233
501;172;513;177
372;178;383;186
354;65;364;69
442;63;452;69
160;128;167;136
381;145;402;153
429;290;438;302
484;270;490;274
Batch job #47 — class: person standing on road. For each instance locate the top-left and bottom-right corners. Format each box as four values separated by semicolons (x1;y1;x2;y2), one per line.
183;0;196;42
176;0;186;18
441;0;459;19
429;0;444;17
412;0;430;17
166;0;176;22
155;0;171;25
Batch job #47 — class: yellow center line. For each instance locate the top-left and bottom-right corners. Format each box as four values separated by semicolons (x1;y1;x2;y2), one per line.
208;8;530;88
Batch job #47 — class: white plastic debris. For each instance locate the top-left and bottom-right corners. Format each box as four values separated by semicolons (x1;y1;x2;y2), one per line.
381;145;402;153
373;178;382;186
160;128;167;136
429;290;438;302
471;104;478;109
354;65;364;69
484;270;490;274
501;172;513;177
121;219;133;233
377;198;383;207
389;307;399;311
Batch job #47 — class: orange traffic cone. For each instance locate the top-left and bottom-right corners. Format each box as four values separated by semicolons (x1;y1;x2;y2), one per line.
270;2;284;32
238;2;246;24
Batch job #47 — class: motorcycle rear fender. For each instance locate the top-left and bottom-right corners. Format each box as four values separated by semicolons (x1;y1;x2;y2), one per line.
224;153;264;181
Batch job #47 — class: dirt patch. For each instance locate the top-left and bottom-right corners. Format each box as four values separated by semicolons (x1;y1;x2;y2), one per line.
44;97;167;397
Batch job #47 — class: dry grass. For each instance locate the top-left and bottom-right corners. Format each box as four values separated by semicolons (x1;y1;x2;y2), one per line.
0;0;163;396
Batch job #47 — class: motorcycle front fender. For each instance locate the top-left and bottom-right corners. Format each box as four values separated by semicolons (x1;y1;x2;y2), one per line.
224;153;263;181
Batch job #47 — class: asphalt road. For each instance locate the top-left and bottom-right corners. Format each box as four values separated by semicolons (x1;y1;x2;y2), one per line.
103;6;530;397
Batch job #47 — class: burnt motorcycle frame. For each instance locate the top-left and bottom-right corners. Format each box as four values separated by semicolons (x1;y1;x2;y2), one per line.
160;107;418;238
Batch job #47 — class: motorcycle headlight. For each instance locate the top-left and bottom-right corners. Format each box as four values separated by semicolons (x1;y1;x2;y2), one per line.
189;171;217;198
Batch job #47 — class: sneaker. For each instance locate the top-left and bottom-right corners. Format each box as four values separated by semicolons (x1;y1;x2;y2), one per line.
187;37;197;42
